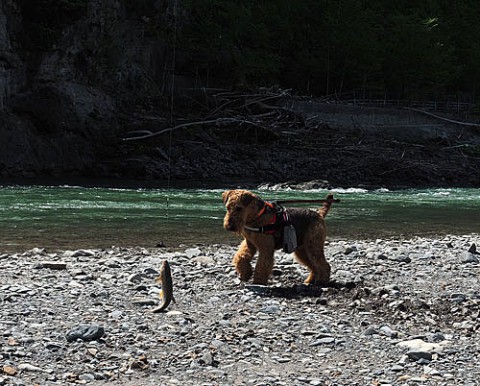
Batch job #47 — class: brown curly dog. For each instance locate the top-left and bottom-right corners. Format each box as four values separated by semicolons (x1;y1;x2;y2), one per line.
222;189;335;286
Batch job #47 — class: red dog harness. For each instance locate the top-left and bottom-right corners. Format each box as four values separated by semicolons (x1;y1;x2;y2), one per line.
244;201;298;253
244;201;284;235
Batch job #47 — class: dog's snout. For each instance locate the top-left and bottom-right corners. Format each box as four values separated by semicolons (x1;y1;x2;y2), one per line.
224;222;237;232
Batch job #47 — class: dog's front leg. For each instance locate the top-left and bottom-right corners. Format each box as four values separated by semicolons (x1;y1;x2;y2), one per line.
233;239;256;282
253;237;275;285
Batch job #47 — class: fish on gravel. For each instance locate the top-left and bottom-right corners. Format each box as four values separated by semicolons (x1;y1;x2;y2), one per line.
151;260;176;313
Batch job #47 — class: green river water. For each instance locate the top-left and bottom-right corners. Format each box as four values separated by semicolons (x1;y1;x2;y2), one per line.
0;185;479;252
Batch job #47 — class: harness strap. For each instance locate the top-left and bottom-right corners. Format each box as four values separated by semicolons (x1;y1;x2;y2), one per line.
255;201;274;218
244;201;283;234
244;223;278;233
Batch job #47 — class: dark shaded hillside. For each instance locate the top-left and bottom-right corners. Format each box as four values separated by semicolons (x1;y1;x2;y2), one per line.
0;1;479;188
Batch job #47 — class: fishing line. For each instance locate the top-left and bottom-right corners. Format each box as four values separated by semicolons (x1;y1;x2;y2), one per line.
166;0;178;218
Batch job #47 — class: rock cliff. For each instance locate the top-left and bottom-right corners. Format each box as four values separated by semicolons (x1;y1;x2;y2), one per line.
0;1;172;178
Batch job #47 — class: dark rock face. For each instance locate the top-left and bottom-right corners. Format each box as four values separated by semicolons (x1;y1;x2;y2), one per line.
2;82;117;177
0;1;150;178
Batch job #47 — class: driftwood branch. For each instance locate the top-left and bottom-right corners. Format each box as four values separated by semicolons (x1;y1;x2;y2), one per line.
123;118;237;141
406;107;480;128
276;198;341;205
123;88;305;142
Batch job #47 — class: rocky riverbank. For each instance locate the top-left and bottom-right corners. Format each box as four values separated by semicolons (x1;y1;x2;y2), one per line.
1;235;479;386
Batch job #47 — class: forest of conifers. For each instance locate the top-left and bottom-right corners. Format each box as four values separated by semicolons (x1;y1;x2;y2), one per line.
177;0;480;102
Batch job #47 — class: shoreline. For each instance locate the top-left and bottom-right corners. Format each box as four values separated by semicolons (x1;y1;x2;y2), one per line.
1;234;479;385
4;232;478;255
2;231;480;255
1;176;478;191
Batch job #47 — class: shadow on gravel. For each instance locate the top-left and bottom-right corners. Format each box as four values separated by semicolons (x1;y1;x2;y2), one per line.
245;280;357;299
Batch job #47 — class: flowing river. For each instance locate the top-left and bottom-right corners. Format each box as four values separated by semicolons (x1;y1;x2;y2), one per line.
0;185;479;252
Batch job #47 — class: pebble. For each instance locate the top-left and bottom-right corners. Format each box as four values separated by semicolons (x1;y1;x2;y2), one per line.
0;235;479;385
2;366;17;376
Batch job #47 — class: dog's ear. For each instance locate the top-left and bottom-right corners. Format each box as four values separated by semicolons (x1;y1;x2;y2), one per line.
239;191;258;207
222;190;233;205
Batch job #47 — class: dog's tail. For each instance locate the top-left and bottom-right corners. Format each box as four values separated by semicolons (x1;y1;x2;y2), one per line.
319;194;335;218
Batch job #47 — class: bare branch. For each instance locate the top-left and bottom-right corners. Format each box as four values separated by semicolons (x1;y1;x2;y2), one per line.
123;118;235;141
123;89;305;142
406;108;480;127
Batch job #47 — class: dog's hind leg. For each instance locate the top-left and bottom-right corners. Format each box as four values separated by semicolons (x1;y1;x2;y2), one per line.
294;246;331;286
233;239;256;282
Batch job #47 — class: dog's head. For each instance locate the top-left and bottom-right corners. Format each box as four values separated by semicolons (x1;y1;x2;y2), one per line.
222;189;263;232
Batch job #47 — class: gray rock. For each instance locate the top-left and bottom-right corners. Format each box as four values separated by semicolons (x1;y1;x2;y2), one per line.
379;325;398;338
467;243;477;254
66;324;105;342
131;297;157;306
29;248;48;255
185;248;202;258
461;252;479;263
192;255;215;265
199;350;214;365
78;373;95;382
17;363;44;372
309;337;335;346
128;273;149;282
109;310;123;319
64;249;96;257
363;327;378;336
36;261;68;270
391;254;411;263
261;305;281;314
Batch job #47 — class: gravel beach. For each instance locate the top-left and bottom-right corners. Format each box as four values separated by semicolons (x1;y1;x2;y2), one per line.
1;235;479;386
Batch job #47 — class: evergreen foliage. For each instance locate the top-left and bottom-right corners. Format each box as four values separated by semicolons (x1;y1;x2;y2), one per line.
20;0;88;51
178;0;480;101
